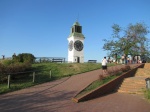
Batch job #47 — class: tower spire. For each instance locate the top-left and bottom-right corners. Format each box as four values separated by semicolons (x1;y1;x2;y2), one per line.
76;13;79;22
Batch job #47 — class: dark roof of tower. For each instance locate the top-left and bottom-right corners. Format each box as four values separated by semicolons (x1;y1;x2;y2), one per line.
73;21;80;26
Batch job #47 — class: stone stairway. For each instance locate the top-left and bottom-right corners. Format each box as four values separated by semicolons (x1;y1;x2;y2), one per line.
117;63;150;94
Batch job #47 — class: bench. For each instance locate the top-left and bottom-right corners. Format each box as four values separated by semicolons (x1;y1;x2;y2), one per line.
52;58;64;63
88;60;97;63
35;57;65;63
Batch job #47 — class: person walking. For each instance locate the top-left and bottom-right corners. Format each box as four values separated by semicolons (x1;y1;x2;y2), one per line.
102;57;108;75
121;55;125;64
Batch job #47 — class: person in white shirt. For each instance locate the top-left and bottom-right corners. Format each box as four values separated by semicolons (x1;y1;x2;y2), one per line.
102;57;107;75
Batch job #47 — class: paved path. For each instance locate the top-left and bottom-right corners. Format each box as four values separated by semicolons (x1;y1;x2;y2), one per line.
0;66;150;112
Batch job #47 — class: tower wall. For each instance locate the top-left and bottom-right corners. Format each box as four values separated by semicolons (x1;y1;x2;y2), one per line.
67;22;85;63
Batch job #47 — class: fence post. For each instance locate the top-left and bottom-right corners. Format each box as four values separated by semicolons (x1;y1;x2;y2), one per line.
8;75;10;89
33;72;35;83
50;70;52;78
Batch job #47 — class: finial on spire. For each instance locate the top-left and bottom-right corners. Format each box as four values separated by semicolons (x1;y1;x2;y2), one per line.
76;13;79;22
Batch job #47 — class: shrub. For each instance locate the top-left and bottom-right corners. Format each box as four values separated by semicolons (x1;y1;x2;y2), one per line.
0;59;14;66
12;53;35;63
107;66;122;75
121;65;131;72
0;62;32;82
5;62;31;74
107;65;131;76
0;63;5;73
0;63;7;82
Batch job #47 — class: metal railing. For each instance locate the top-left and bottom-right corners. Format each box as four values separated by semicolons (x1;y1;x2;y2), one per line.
35;57;66;63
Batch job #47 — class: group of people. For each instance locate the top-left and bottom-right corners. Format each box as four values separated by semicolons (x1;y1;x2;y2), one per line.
122;55;143;64
107;55;144;64
101;56;146;75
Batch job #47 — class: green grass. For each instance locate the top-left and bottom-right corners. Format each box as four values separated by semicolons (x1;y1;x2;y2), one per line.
144;89;150;102
0;82;34;94
31;63;101;79
0;63;115;94
75;72;122;98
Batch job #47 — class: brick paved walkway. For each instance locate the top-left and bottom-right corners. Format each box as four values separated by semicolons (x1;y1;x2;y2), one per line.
0;65;150;112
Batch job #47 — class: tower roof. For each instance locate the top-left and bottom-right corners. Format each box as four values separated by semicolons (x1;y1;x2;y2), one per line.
73;21;80;26
68;21;85;39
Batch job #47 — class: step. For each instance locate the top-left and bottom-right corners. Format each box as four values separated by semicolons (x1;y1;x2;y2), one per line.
123;77;147;82
135;71;150;75
136;68;150;72
117;65;149;95
123;80;146;84
135;69;150;76
119;84;146;88
121;80;146;84
118;85;146;89
118;87;145;92
125;76;147;79
136;68;150;71
135;74;150;77
120;79;146;87
122;80;146;84
118;90;144;95
121;80;145;83
118;88;144;92
144;63;150;69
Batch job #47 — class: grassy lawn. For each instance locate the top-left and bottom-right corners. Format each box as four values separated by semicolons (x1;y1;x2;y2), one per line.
32;63;102;77
0;63;115;94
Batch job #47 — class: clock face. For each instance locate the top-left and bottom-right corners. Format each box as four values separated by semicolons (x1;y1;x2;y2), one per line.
69;40;73;51
74;40;83;51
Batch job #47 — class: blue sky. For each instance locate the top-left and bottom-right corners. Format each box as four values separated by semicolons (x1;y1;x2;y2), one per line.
0;0;150;62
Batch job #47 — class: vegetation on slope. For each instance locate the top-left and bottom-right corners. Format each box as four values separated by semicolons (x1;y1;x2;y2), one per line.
0;62;115;94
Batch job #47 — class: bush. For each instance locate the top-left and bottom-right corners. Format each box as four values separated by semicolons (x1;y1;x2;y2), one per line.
121;65;131;72
0;63;5;74
1;59;14;66
13;53;35;63
5;62;31;74
0;63;7;82
0;62;32;82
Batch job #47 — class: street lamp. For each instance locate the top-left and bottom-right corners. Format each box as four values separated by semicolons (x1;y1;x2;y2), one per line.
115;53;117;63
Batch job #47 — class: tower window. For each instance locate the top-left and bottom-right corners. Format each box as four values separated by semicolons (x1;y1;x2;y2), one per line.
72;25;82;33
77;26;82;33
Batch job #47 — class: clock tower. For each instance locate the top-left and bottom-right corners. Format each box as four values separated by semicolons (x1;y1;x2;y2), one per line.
67;21;85;63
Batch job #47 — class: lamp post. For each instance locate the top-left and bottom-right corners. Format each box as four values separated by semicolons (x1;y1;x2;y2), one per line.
115;53;117;64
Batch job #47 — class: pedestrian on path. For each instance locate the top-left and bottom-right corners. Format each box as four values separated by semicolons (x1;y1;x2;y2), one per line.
102;57;108;75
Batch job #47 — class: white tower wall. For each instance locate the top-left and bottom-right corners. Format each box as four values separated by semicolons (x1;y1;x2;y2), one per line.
67;22;85;63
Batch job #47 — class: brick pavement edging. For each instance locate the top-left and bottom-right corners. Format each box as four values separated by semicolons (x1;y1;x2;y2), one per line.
72;64;145;103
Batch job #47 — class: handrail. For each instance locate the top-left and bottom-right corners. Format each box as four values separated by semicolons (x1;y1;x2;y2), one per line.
1;69;52;89
1;69;51;75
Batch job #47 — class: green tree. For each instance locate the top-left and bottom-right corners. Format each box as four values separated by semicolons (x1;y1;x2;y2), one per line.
103;22;150;61
12;53;35;63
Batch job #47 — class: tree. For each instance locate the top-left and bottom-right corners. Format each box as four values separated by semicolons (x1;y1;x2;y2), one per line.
12;53;35;63
103;22;150;62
